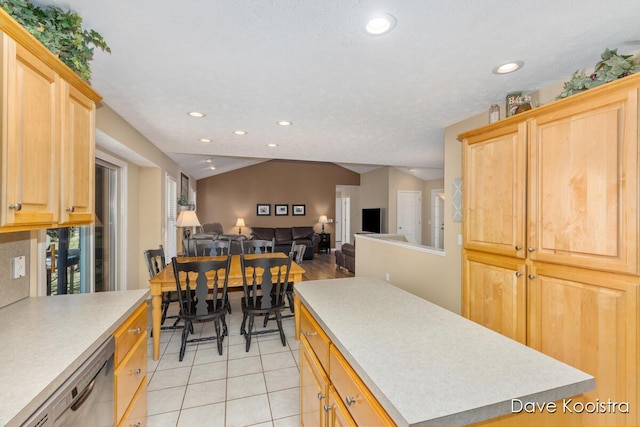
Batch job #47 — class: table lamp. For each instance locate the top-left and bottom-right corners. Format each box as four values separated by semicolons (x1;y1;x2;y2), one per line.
235;218;245;234
176;209;201;255
319;215;328;233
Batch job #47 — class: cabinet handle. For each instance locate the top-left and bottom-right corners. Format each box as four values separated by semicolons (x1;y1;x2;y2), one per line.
317;392;325;401
514;245;522;251
66;206;75;212
304;331;317;337
345;396;357;406
129;327;141;334
527;247;535;252
515;272;522;277
323;404;332;413
130;423;141;427
8;203;22;211
130;368;142;376
528;274;536;280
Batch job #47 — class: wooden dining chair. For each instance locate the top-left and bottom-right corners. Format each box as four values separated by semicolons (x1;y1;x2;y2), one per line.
242;238;275;254
239;254;292;352
144;245;181;331
172;256;231;360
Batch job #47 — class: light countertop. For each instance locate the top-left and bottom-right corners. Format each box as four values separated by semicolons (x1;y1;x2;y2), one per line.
294;277;594;426
0;289;149;427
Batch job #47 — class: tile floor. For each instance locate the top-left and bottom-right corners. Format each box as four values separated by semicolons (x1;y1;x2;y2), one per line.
146;291;300;427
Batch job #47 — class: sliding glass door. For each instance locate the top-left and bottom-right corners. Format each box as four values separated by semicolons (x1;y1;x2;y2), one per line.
95;159;119;292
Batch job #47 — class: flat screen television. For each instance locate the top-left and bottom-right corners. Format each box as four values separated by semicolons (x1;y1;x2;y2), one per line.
362;208;382;233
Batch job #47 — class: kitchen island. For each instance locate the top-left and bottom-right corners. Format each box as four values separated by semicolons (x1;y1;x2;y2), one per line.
294;277;595;426
0;289;149;426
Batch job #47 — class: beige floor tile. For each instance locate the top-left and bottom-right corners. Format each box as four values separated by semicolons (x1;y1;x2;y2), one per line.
226;372;267;400
157;350;196;370
182;379;226;409
225;394;272;427
148;367;191;391
264;367;300;392
189;360;228;384
258;337;290;355
146;410;180;427
272;415;300;427
261;351;296;372
147;386;186;416
177;402;225;427
268;387;300;420
228;341;260;360
227;355;263;378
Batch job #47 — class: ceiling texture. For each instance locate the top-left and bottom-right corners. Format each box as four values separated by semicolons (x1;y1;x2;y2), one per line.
40;0;640;181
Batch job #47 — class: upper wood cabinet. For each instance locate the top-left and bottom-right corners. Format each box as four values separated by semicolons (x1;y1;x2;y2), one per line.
0;10;101;232
462;121;526;258
59;81;95;225
528;89;638;274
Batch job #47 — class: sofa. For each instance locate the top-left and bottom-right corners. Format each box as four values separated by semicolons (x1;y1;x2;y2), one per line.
335;242;355;273
250;226;319;260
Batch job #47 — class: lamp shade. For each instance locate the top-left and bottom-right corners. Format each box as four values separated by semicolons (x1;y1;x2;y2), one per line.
235;218;246;227
319;215;328;224
176;210;201;227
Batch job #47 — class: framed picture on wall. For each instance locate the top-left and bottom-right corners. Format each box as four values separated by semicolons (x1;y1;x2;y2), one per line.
292;204;305;216
257;204;271;216
180;173;189;201
275;204;288;216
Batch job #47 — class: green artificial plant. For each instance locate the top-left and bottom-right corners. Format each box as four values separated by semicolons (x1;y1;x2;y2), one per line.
558;48;640;99
0;0;110;80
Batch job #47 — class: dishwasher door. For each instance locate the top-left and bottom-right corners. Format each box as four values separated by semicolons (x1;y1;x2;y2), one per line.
23;336;115;427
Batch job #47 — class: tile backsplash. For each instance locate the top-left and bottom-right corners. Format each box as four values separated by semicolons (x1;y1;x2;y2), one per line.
0;232;30;308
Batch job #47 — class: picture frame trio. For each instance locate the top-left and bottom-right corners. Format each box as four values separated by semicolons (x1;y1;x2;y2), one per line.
257;203;305;216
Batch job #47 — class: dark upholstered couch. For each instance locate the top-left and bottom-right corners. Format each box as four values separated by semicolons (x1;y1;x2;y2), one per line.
335;243;355;273
250;226;319;260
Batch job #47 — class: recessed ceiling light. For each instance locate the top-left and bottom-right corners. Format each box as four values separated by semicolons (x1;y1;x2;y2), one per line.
365;13;396;35
199;138;211;143
188;111;205;118
233;130;247;135
493;60;524;74
267;143;278;147
209;166;216;170
205;158;213;163
277;121;292;126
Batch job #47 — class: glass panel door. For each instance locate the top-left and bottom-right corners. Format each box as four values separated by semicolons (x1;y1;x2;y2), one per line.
95;160;119;292
46;226;90;295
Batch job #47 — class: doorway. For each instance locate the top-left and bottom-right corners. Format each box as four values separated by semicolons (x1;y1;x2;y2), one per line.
431;189;444;249
397;190;422;244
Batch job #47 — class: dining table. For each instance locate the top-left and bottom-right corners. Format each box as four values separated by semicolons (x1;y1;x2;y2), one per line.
148;252;305;360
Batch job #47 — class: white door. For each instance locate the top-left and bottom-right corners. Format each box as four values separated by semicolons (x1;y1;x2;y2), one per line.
397;191;421;244
431;189;444;249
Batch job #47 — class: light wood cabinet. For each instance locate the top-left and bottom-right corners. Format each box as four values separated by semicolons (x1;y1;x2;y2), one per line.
528;90;638;274
460;74;640;426
463;121;526;258
462;251;527;344
300;334;329;427
113;302;148;427
298;302;395;427
0;9;101;232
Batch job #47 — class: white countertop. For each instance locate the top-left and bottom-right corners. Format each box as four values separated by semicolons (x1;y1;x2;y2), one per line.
0;290;149;427
294;277;594;426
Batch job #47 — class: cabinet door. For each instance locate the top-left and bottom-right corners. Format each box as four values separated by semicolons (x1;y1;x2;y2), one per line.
301;335;329;427
528;263;638;427
59;80;95;225
462;251;527;343
463;121;526;258
328;386;356;427
1;35;58;227
528;89;638;274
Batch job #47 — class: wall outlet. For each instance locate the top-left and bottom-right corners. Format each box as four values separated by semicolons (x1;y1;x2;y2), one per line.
385;272;390;281
458;234;463;245
12;256;25;279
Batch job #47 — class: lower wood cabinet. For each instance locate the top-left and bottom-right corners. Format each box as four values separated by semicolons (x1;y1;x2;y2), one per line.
463;251;527;344
298;302;394;427
113;302;148;427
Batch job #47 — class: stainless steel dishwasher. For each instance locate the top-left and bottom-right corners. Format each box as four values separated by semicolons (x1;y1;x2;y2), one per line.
22;336;115;427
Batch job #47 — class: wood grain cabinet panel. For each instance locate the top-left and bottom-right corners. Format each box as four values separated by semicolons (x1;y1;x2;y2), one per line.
1;35;58;227
463;251;527;343
328;386;356;427
300;335;329;427
118;381;147;427
300;303;330;372
59;81;95;225
462;121;526;258
528;90;638;274
528;264;638;427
